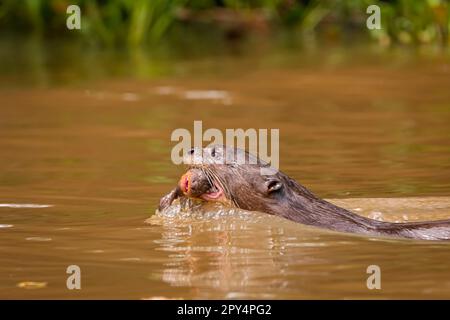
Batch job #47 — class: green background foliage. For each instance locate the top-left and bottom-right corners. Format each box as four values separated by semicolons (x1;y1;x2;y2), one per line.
0;0;448;46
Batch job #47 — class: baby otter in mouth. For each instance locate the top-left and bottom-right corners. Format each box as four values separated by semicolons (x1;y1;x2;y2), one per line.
159;145;450;240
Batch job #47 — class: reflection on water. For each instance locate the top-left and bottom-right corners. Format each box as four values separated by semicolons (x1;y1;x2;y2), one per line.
0;203;52;208
146;198;450;299
1;47;450;298
1;196;449;299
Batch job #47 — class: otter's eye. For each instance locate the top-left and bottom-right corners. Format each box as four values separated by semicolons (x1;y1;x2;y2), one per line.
211;148;216;157
188;148;195;155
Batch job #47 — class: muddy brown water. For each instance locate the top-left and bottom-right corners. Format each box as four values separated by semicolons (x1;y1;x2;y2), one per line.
1;48;450;299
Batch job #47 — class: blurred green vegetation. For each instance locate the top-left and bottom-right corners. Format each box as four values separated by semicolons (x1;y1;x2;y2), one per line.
0;0;449;46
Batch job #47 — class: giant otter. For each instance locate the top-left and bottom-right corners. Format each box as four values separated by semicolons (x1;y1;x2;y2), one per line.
159;145;450;240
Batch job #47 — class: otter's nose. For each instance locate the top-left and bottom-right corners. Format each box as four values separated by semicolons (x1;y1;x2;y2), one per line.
188;148;195;155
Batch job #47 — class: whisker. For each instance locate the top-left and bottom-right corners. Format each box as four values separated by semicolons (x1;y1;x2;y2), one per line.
207;167;239;208
190;163;240;209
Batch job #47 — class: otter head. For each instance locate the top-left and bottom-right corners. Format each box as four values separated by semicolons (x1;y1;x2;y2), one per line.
179;145;286;213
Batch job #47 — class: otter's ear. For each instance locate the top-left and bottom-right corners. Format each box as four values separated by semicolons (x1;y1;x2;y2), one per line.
265;178;282;194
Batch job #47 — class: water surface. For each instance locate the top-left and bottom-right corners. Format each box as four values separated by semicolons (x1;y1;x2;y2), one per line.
1;48;450;299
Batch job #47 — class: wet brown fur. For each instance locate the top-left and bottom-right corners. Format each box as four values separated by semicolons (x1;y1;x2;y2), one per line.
160;145;450;240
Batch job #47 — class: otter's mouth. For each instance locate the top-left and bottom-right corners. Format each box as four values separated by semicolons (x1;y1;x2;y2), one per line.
179;170;224;201
200;186;223;200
